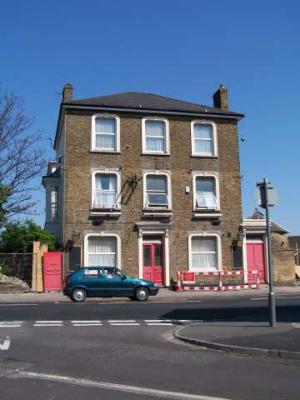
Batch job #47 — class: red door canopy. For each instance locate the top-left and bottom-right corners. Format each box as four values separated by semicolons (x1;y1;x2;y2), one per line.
43;252;62;292
143;243;164;286
247;243;266;283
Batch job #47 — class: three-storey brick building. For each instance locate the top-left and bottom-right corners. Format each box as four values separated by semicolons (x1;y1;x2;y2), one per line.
43;84;244;286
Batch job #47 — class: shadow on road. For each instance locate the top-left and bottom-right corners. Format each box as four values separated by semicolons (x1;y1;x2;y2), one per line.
161;304;300;323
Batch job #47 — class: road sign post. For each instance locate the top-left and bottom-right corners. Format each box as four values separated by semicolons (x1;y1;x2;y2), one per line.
256;178;277;327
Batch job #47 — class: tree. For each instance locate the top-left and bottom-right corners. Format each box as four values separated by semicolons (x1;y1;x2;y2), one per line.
0;88;45;225
0;220;59;253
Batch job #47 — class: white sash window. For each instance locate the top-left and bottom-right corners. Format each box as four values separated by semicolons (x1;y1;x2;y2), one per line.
95;118;116;150
191;237;218;270
195;177;217;209
87;237;116;267
94;173;118;208
146;175;169;207
191;122;217;157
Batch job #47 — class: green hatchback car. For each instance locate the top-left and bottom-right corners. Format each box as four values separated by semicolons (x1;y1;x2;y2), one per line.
63;266;159;302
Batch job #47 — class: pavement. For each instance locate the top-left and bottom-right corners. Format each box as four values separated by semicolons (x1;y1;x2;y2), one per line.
174;321;300;361
1;285;300;360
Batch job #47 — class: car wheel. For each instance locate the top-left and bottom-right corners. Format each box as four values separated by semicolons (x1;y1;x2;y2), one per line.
71;288;87;303
135;287;149;301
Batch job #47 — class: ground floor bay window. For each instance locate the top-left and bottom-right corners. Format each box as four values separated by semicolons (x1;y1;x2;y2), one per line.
84;234;120;267
189;234;221;271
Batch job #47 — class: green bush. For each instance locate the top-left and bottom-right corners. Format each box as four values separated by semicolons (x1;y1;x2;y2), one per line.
0;220;59;253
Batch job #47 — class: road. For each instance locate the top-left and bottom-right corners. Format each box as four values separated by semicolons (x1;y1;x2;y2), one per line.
1;294;300;400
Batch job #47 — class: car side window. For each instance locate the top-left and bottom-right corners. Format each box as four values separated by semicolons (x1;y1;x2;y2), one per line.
84;269;100;278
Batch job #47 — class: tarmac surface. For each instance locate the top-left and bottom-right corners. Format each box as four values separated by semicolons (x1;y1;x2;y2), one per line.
1;285;300;360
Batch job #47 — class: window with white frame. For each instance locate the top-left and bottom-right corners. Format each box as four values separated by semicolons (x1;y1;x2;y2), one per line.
190;236;218;270
87;236;117;267
195;176;218;210
92;116;119;151
145;174;170;208
191;122;216;156
49;186;58;222
93;173;119;209
143;118;169;154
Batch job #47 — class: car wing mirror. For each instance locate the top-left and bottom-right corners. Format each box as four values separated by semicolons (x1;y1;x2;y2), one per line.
121;274;126;280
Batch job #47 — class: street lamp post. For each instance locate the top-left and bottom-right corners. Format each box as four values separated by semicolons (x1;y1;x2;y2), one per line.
256;178;278;327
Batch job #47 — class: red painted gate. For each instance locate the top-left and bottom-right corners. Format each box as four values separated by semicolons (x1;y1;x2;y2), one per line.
247;242;266;283
43;252;62;292
143;243;164;286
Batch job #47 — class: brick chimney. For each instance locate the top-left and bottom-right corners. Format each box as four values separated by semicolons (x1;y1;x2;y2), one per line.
62;83;73;103
213;84;228;111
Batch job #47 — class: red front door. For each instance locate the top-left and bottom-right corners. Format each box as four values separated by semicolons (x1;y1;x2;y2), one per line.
43;252;62;292
143;243;164;286
247;242;266;283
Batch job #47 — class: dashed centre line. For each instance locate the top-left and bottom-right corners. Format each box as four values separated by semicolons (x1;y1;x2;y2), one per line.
0;319;199;329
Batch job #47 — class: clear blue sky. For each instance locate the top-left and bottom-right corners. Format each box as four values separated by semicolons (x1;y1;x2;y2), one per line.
1;0;299;234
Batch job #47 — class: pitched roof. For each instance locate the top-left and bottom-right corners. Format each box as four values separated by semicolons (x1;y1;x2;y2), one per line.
247;209;289;234
65;92;243;118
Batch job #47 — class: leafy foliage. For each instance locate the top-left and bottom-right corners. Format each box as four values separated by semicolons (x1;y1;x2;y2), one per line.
0;220;59;253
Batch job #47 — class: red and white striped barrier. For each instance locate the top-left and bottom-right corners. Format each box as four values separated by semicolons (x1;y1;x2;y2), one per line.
175;270;259;292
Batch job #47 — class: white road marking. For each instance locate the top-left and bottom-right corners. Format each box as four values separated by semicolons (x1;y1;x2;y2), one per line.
73;323;103;327
35;320;63;323
108;320;136;323
16;370;231;400
110;323;140;326
0;324;21;328
71;320;101;323
0;319;203;329
0;336;11;350
0;321;22;328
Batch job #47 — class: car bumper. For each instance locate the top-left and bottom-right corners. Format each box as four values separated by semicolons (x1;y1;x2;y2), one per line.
63;287;72;296
149;287;159;296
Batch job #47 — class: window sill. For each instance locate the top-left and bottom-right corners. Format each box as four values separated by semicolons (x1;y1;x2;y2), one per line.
90;149;121;154
143;209;172;218
90;209;122;218
193;212;222;219
190;154;218;159
141;152;170;156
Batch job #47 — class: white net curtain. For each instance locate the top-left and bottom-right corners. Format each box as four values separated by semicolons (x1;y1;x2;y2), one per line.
145;120;166;152
193;124;213;154
196;177;217;209
87;237;116;267
95;118;116;150
94;174;117;208
191;237;217;270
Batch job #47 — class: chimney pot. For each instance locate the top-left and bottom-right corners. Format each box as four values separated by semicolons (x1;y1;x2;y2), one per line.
62;83;73;103
213;84;228;111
